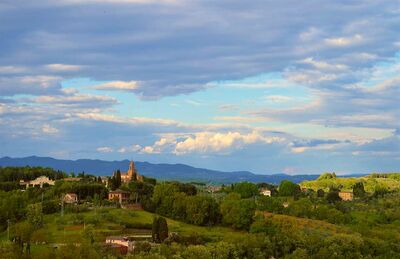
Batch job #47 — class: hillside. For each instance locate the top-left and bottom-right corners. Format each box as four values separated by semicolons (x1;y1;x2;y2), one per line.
300;173;400;192
0;156;322;184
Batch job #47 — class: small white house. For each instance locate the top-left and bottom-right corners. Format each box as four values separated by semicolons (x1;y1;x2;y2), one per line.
260;188;272;197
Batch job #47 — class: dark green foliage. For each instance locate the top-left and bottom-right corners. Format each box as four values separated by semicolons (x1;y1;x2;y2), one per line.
256;196;284;213
53;181;108;200
169;181;197;195
220;193;256;230
317;189;325;197
185;195;220;225
279;180;301;197
353;182;366;198
158;217;169;242
152;216;168;243
326;191;341;203
0;166;65;183
232;182;259;198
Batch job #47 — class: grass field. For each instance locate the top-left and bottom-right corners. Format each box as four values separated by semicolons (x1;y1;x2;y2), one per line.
0;207;245;256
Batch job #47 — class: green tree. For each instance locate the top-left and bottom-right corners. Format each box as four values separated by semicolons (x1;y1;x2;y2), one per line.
27;203;43;229
152;183;179;216
152;216;168;243
152;216;160;243
317;189;325;197
232;182;259;198
353;182;366;198
278;180;301;197
326;191;341;203
220;193;256;230
158;217;169;242
115;170;122;188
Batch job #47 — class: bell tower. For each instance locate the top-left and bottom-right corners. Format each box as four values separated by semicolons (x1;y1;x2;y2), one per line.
128;160;135;177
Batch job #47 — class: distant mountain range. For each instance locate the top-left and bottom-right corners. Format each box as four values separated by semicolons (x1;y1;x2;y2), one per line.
0;156;358;184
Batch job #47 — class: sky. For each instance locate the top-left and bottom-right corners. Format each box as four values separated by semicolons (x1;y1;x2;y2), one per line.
0;0;399;174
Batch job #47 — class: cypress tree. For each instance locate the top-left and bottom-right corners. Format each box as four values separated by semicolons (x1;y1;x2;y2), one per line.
152;216;160;243
158;217;169;242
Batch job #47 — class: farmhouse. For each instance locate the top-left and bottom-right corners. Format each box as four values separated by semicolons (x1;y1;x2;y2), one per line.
339;191;354;201
19;176;55;189
259;188;271;197
108;189;130;204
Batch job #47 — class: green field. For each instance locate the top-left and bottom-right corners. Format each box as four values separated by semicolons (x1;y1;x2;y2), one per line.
1;208;245;257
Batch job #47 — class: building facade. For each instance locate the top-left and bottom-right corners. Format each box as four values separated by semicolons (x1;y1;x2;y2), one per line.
19;176;55;189
119;161;144;183
108;189;130;204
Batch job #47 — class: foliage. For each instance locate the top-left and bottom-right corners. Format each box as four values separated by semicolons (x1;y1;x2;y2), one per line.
353;182;366;198
278;180;301;197
0;166;66;183
232;182;259;198
220;193;256;230
152;216;169;243
326;191;341;203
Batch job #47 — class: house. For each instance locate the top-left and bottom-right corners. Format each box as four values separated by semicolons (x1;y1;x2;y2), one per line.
339;191;354;201
206;185;221;193
105;236;134;253
108;189;130;204
105;235;153;254
259;188;271;197
118;161;144;184
64;193;78;204
19;176;55;189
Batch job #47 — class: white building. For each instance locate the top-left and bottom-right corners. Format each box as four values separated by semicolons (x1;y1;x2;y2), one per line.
20;176;55;189
259;188;272;197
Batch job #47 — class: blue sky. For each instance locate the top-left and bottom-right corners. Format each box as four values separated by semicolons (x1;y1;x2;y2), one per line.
0;0;399;174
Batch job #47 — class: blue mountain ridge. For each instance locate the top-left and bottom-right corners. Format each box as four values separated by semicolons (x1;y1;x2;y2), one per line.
0;156;363;184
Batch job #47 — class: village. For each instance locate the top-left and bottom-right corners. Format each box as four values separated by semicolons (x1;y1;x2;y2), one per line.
13;161;360;255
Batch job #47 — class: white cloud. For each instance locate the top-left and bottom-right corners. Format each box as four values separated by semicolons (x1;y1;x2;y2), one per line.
265;95;292;103
301;57;348;71
97;146;114;153
42;124;59;134
118;144;142;153
173;131;284;155
324;34;363;47
45;64;82;72
0;66;26;74
93;80;139;91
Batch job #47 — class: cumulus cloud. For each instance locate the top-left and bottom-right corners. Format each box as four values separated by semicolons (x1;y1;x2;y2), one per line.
173;131;285;155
